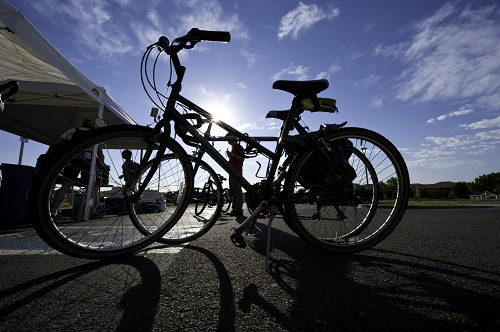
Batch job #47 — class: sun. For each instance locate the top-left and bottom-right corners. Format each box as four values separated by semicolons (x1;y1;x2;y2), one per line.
204;100;233;124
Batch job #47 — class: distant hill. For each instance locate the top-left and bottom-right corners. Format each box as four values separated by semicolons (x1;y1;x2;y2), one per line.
411;181;456;189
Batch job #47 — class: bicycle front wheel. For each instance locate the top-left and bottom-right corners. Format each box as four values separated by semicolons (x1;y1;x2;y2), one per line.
284;127;409;253
29;125;193;259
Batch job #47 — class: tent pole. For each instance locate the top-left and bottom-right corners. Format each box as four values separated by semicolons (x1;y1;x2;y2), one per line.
83;103;105;220
18;137;28;165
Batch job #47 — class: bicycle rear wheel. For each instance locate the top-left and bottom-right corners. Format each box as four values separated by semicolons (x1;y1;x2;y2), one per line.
29;125;193;259
283;127;409;253
137;156;223;244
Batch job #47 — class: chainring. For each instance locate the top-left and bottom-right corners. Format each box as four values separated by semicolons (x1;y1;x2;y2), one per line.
245;182;271;219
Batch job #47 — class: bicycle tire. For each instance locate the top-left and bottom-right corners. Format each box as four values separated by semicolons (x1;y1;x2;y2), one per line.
222;188;232;213
194;199;208;216
283;127;409;254
193;170;223;216
137;156;223;244
29;125;193;259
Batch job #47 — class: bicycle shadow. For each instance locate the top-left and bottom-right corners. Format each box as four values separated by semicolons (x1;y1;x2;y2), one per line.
0;255;162;331
180;244;236;330
237;224;500;331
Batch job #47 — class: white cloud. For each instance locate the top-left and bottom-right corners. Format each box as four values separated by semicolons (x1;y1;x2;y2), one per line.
315;72;329;80
459;115;500;130
30;0;134;58
450;109;474;117
351;52;365;61
422;132;497;155
175;0;249;40
408;114;499;171
241;50;257;68
315;64;341;80
355;74;382;88
425;135;475;148
406;141;490;170
278;2;340;39
407;155;483;169
272;64;310;81
146;9;161;29
475;129;500;140
237;122;263;131
411;148;456;159
376;3;500;110
426;106;474;123
28;0;248;59
275;63;340;81
370;96;383;108
363;19;382;35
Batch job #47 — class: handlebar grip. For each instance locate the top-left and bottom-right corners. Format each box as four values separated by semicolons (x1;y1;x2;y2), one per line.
186;28;231;43
0;81;20;101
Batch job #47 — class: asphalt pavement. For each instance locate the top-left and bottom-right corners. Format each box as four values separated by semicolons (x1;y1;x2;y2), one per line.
0;207;499;331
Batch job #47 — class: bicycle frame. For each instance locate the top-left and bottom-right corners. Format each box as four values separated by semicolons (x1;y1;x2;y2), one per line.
156;48;310;202
176;96;277;192
172;94;320;202
138;37;336;208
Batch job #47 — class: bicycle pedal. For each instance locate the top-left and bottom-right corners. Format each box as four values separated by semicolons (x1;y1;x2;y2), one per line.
230;232;246;248
248;225;262;236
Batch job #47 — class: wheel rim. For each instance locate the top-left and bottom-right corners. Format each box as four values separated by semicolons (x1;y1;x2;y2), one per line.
31;125;193;257
285;128;409;253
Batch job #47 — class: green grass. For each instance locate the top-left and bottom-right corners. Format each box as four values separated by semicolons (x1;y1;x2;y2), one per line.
407;199;499;207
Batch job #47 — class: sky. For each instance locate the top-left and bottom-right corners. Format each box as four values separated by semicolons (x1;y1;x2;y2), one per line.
2;0;500;185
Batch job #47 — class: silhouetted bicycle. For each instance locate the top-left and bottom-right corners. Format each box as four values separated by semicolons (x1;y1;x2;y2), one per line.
30;29;410;269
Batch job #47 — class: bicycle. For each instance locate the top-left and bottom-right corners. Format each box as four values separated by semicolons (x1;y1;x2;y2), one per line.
30;29;410;268
0;80;19;112
222;187;232;214
194;174;228;216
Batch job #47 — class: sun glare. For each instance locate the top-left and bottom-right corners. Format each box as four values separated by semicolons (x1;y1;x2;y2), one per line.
205;101;234;123
204;101;236;135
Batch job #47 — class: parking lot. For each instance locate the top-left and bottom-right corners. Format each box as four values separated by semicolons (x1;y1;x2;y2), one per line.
1;207;499;331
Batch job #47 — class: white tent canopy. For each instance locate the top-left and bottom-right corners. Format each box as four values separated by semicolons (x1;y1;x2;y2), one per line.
0;0;136;145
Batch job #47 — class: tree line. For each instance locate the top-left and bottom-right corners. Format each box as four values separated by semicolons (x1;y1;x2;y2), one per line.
414;172;500;199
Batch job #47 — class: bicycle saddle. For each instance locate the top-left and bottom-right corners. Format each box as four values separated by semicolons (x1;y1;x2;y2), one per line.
272;79;329;96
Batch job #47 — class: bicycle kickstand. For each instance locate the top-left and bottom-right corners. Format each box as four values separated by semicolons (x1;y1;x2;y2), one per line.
265;204;280;273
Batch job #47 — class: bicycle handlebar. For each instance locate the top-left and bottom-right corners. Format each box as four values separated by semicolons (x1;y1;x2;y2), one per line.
177;28;231;43
153;29;231;52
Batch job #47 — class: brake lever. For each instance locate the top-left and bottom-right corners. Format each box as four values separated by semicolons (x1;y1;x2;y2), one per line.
183;41;197;49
